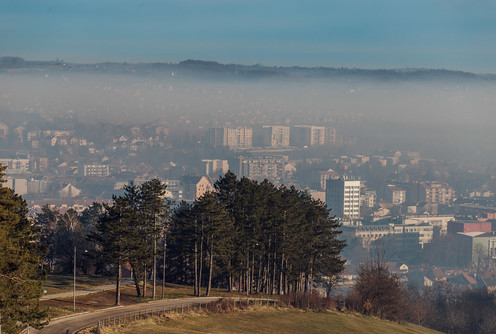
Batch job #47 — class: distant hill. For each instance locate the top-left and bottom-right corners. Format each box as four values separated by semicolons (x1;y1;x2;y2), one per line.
1;56;495;82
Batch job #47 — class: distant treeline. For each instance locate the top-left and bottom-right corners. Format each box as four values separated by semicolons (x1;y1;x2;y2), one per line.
2;56;495;81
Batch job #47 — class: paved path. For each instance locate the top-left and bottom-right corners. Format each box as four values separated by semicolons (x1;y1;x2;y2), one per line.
32;296;221;333
41;279;133;301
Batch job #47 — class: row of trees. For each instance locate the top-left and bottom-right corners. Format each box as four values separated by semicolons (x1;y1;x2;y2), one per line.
80;172;346;303
0;169;346;331
168;172;346;297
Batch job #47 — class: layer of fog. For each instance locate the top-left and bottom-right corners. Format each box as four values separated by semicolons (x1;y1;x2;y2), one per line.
1;71;495;163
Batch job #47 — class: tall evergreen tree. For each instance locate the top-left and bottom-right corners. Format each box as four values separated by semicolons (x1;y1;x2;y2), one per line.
91;196;137;305
138;179;170;299
36;204;60;273
0;164;48;333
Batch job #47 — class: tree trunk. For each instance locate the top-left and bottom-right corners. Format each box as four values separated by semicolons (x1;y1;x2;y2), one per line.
162;237;167;298
152;236;157;299
309;265;314;294
206;242;213;296
271;253;277;295
198;237;203;297
131;263;141;297
250;253;255;295
246;251;250;296
194;240;198;296
143;266;147;298
284;258;289;295
257;255;262;294
115;261;122;306
279;253;284;295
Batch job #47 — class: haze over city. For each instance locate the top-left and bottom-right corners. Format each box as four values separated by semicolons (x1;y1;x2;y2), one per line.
2;1;496;333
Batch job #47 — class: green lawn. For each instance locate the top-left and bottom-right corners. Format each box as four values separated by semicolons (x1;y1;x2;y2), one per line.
95;308;440;334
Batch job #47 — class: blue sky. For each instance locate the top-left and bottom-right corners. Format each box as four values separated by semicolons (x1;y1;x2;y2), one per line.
1;0;495;72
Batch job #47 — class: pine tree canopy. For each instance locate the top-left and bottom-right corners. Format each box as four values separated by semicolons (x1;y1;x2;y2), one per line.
0;164;48;333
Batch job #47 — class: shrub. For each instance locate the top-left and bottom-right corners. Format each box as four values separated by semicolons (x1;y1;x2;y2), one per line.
281;291;336;310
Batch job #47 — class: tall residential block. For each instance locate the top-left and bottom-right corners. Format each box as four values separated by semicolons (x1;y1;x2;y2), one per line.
210;126;253;148
292;125;337;147
262;125;290;147
326;178;361;218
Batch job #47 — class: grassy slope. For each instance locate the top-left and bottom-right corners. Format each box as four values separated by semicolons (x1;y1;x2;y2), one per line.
42;282;278;318
43;274;116;294
97;308;440;334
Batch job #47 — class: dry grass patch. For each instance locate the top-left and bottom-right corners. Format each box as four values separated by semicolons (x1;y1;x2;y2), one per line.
84;306;441;334
43;274;116;294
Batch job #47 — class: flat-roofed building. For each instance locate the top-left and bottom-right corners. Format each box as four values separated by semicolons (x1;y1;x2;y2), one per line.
384;184;406;205
447;220;492;234
81;164;110;177
421;182;454;205
210;126;253;149
262;125;290;147
238;155;287;182
326;178;361;218
0;156;30;174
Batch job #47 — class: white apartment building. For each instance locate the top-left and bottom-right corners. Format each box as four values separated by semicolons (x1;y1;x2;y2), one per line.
238;155;287;182
326;178;361;218
210;127;253;148
293;125;337;147
81;164;110;177
262;125;290;147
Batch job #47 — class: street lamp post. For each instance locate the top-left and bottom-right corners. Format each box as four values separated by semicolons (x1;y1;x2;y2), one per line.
73;246;76;312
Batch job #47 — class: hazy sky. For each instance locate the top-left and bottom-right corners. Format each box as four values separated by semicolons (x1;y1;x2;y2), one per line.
1;0;495;72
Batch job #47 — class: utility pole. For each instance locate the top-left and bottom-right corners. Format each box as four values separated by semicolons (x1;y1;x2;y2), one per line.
73;246;76;312
152;214;157;300
162;238;166;298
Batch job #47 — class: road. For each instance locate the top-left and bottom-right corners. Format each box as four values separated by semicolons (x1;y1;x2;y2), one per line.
32;296;220;334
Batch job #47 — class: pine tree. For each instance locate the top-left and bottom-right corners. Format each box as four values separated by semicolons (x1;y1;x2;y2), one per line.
138;179;170;299
193;192;232;296
91;196;137;305
0;164;48;333
36;204;60;273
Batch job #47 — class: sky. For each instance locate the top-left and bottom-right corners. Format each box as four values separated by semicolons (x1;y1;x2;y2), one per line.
1;0;496;72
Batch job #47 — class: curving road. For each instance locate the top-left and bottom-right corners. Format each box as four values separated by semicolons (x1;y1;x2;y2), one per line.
32;296;220;334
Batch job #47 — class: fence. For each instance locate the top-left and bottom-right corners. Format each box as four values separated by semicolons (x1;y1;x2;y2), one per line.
84;298;277;333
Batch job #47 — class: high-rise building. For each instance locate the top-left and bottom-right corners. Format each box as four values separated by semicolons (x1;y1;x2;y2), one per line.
262;125;290;147
210;127;253;148
292;125;337;147
202;159;229;176
326;178;361;218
